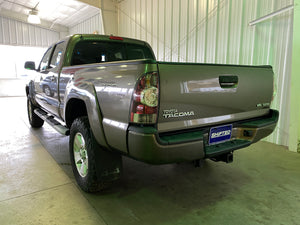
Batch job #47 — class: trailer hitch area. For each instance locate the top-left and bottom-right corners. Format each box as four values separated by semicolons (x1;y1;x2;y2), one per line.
210;152;233;163
193;159;205;168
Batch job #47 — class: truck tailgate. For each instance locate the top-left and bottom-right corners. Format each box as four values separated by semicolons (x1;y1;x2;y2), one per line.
157;62;273;132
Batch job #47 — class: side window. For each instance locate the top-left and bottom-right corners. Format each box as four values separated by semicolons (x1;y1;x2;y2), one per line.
50;42;65;69
39;47;52;72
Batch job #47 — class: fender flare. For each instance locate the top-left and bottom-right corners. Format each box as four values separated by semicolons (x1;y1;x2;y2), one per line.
64;83;109;149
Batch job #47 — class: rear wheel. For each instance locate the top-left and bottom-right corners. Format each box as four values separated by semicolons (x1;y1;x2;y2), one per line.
27;98;44;128
69;117;121;192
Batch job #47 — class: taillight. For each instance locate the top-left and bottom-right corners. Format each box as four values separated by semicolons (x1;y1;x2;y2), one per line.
109;35;124;41
130;72;159;124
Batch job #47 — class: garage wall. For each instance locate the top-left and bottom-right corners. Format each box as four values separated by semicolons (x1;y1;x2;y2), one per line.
0;15;59;47
0;15;60;97
69;12;105;35
117;0;294;147
290;0;300;151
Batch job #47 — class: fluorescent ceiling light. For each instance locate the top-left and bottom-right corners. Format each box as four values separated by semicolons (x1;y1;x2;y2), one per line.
28;10;41;24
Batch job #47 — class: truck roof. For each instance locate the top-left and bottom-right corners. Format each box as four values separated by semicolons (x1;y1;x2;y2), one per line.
61;34;148;46
58;34;155;67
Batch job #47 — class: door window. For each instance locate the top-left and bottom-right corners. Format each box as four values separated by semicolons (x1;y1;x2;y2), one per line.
39;47;53;72
50;42;65;69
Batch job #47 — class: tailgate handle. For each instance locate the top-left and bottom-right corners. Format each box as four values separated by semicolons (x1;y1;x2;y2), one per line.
219;75;238;88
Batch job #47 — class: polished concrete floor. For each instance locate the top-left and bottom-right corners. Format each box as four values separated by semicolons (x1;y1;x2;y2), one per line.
1;97;300;225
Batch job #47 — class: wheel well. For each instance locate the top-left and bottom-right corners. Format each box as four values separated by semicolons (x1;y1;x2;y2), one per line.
65;99;88;128
25;85;29;96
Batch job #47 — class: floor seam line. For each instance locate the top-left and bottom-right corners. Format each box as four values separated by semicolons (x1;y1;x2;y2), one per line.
0;182;73;203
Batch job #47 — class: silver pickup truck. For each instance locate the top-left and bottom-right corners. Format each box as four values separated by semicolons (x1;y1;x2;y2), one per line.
25;34;279;192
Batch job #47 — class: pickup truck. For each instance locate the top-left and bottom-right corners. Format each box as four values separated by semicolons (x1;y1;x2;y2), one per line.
25;34;279;192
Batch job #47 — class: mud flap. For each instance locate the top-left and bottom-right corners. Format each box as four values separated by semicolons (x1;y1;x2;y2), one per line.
94;148;122;183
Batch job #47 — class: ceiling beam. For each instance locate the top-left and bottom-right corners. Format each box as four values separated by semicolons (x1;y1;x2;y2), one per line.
77;0;101;9
78;0;118;35
100;0;118;35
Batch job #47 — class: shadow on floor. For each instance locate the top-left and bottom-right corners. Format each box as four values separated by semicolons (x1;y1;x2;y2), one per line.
30;123;255;225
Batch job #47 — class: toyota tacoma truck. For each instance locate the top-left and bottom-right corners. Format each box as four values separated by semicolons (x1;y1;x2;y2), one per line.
25;34;279;192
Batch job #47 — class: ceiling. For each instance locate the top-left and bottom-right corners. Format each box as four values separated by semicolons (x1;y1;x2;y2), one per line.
0;0;100;28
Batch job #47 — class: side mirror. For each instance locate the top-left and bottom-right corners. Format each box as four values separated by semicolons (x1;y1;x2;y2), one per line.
24;61;36;70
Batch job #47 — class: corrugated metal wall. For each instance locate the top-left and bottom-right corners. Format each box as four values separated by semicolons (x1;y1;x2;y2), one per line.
69;12;104;35
118;0;294;147
0;15;59;47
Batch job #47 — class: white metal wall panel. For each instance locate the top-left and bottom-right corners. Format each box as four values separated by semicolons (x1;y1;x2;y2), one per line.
136;0;141;39
228;0;243;64
268;0;293;145
0;15;59;47
146;0;152;44
118;0;294;147
171;0;180;62
239;1;256;65
35;26;42;46
216;0;230;64
152;0;158;59
178;0;187;62
69;12;104;35
2;17;10;44
9;19;17;45
158;0;165;60
141;0;146;41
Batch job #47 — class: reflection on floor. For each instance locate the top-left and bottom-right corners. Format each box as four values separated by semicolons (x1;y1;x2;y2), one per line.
1;97;300;225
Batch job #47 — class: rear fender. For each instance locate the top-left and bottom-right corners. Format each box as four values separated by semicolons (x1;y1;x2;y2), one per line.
64;83;109;149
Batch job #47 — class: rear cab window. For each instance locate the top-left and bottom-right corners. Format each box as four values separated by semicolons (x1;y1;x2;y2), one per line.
71;40;155;66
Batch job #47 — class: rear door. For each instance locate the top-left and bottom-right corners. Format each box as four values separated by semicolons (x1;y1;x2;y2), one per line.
34;42;65;116
157;62;273;132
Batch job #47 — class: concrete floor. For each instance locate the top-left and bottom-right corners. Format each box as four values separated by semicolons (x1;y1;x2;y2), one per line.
1;97;300;225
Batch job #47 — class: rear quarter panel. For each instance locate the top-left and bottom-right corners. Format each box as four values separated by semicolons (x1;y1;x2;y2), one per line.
63;60;157;153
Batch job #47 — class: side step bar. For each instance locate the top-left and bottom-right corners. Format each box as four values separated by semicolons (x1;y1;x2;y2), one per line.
34;109;70;136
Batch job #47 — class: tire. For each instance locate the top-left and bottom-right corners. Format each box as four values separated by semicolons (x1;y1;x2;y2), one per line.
69;117;118;192
27;98;44;128
43;85;54;97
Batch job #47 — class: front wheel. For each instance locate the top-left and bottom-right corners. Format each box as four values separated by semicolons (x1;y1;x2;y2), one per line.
27;98;44;128
69;117;121;192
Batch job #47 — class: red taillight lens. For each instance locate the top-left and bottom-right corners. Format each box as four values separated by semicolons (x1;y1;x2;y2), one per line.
130;72;159;124
109;36;124;41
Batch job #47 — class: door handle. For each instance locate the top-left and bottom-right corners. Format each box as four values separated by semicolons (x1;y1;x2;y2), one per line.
219;75;238;88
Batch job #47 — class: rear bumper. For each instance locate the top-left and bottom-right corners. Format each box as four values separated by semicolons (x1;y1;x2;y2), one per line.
127;110;279;164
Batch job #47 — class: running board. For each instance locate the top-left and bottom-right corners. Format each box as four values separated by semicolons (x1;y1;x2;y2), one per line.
34;109;70;136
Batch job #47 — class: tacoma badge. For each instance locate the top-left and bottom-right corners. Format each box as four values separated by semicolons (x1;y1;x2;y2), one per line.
163;109;195;118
